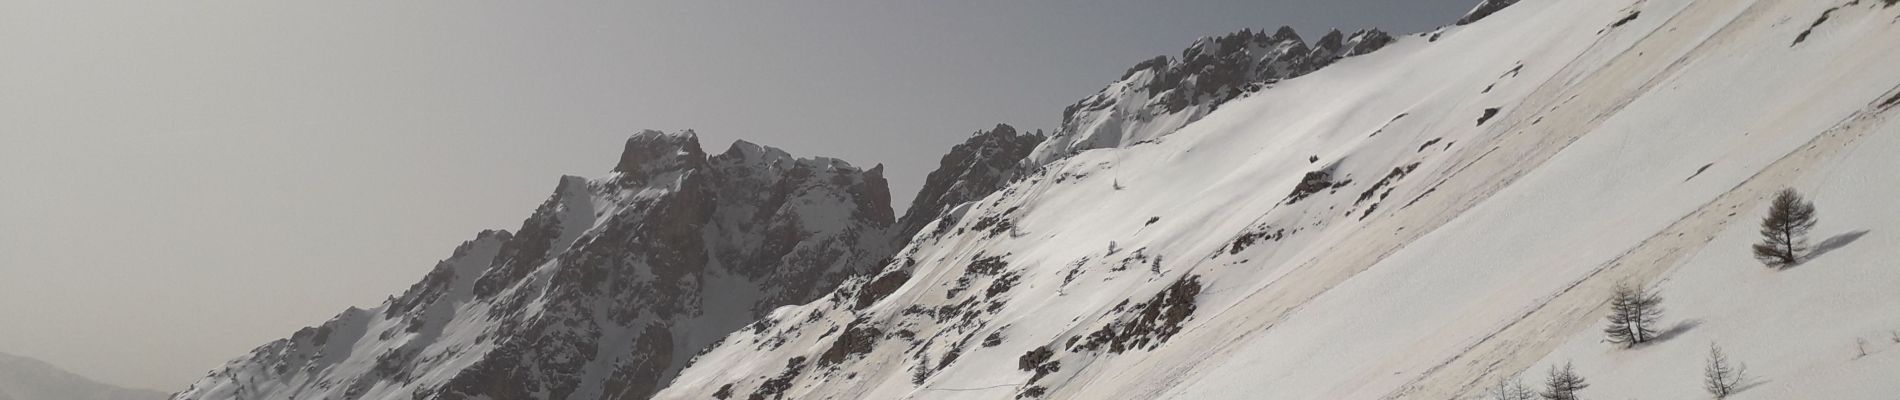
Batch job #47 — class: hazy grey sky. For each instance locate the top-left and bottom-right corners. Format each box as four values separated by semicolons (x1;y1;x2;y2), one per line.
0;0;1472;391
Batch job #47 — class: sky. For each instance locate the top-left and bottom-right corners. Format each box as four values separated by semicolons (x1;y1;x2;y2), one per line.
0;0;1473;392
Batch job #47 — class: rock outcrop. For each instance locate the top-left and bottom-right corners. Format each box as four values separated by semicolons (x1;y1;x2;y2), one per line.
895;124;1045;240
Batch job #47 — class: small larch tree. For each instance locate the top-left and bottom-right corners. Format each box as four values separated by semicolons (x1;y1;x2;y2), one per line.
1484;373;1537;400
1540;362;1589;400
1752;188;1817;268
1604;283;1665;347
1704;343;1745;398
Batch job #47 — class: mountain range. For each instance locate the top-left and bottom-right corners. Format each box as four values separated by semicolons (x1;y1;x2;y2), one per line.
173;0;1900;398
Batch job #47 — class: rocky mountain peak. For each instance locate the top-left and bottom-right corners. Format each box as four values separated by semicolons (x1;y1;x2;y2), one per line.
1270;25;1303;43
1313;29;1346;52
1455;0;1523;25
614;129;709;179
717;139;794;169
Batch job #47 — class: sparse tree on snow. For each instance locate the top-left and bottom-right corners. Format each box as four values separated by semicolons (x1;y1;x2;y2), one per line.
1484;373;1537;400
1604;283;1665;347
1752;188;1817;268
1540;362;1589;400
1704;343;1745;398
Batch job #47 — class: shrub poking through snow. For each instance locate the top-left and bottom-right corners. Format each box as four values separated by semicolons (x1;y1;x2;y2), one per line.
1752;188;1816;269
1603;283;1665;348
1539;362;1588;400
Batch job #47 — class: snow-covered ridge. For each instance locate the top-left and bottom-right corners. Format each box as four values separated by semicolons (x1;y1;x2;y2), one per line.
1027;25;1395;165
172;130;898;400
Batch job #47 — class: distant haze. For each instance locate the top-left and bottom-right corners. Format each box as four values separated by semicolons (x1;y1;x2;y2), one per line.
0;0;1471;391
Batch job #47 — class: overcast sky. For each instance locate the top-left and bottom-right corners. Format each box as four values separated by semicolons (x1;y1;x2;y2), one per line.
0;0;1473;391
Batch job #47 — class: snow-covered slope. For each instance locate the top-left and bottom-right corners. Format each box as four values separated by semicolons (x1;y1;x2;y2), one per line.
655;0;1900;399
0;352;166;400
171;131;899;400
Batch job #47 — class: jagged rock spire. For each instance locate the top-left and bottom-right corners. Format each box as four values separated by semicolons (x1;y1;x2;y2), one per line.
897;123;1044;240
1271;25;1303;43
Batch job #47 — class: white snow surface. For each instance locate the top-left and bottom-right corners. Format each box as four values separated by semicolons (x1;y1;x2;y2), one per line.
658;0;1900;399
